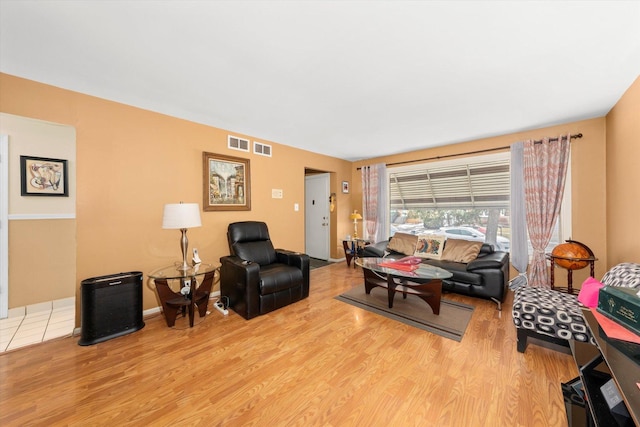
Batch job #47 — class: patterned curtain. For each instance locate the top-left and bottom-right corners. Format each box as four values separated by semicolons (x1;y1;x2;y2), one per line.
524;135;571;288
361;163;387;243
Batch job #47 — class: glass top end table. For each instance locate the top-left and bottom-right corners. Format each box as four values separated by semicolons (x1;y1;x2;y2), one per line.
149;262;220;328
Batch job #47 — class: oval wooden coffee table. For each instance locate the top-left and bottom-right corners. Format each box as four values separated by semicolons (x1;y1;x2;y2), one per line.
356;258;452;315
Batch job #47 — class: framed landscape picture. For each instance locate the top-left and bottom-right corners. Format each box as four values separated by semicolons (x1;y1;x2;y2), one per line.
203;152;251;211
20;155;69;197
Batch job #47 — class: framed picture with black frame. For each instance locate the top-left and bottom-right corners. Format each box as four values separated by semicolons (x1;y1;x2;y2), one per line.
20;155;69;197
342;180;349;194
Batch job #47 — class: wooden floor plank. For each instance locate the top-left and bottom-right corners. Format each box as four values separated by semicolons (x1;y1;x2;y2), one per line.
0;263;577;426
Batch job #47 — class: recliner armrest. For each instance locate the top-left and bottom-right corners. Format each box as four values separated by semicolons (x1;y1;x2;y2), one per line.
467;252;509;271
276;249;310;270
220;255;261;280
219;255;262;319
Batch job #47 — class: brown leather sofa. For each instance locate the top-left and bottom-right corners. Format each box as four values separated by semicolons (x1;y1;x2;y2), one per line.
361;236;510;309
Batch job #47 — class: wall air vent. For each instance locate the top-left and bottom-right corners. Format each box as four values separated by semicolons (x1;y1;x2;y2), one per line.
254;141;272;157
228;135;249;152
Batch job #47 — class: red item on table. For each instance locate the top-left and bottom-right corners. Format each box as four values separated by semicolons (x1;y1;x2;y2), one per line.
378;256;422;272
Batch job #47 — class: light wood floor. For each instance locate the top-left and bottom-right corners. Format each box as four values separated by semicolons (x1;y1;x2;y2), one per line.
0;263;578;426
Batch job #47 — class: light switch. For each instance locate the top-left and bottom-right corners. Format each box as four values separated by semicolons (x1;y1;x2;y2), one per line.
272;189;283;199
294;203;299;211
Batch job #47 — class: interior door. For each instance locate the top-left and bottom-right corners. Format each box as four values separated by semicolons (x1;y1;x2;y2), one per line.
305;173;330;260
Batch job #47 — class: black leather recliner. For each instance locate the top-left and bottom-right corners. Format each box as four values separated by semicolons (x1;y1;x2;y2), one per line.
220;221;310;319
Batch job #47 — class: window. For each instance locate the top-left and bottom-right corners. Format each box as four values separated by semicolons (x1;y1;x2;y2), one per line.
386;152;571;254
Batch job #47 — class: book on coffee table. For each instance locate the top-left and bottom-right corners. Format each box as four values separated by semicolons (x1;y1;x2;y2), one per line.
378;256;422;272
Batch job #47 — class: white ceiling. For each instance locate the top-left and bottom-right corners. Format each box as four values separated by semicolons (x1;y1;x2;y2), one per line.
1;1;639;161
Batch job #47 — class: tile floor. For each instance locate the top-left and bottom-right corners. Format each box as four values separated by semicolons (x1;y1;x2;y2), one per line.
0;297;76;353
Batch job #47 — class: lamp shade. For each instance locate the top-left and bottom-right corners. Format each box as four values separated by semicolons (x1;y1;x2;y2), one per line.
349;211;363;221
162;203;202;229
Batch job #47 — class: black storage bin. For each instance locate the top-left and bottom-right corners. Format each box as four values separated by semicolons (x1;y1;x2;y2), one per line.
78;271;145;346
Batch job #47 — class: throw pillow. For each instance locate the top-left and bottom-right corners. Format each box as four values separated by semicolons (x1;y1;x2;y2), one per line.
414;235;446;260
441;239;483;263
387;232;419;256
577;276;604;308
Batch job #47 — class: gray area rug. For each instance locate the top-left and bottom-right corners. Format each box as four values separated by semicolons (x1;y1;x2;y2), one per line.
335;285;474;342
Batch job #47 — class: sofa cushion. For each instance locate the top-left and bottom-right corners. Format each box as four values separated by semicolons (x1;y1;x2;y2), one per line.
259;263;304;295
441;239;483;263
422;259;483;286
387;232;418;256
414;235;446;260
467;252;509;271
361;241;388;257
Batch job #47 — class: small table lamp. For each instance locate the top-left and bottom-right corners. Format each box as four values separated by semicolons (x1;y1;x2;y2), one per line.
350;210;363;239
162;202;202;270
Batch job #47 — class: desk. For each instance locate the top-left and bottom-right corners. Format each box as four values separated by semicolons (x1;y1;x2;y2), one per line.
342;239;369;268
149;263;219;327
564;309;640;426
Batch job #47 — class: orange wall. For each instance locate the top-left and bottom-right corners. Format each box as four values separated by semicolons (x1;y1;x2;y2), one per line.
351;117;609;287
1;72;637;314
0;73;353;313
605;75;640;265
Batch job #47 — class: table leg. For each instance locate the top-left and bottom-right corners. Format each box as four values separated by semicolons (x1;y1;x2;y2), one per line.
154;278;182;327
352;241;357;269
188;301;195;327
411;280;442;315
386;275;398;308
567;269;574;295
343;240;354;267
186;276;199;327
363;268;385;294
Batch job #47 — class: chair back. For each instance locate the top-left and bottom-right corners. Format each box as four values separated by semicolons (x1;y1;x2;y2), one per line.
227;221;277;265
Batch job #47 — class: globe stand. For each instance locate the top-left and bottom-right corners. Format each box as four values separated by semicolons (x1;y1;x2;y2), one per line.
546;239;597;295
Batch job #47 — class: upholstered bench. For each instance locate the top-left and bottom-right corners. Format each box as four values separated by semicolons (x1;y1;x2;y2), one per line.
512;262;640;353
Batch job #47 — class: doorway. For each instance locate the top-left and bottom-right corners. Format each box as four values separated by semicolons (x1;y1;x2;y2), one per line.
304;172;330;260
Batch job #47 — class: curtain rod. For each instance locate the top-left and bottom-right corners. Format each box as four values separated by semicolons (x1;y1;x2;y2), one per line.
357;133;582;170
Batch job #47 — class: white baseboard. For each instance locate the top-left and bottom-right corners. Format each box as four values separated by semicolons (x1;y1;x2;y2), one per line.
72;290;222;336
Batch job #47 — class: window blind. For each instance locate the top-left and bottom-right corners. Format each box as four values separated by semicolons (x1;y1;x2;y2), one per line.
389;159;510;210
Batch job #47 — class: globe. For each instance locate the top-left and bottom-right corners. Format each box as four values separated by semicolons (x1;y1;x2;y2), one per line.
551;241;592;270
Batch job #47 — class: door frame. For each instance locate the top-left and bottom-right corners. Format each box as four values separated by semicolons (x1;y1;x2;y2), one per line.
1;135;8;318
304;172;330;260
